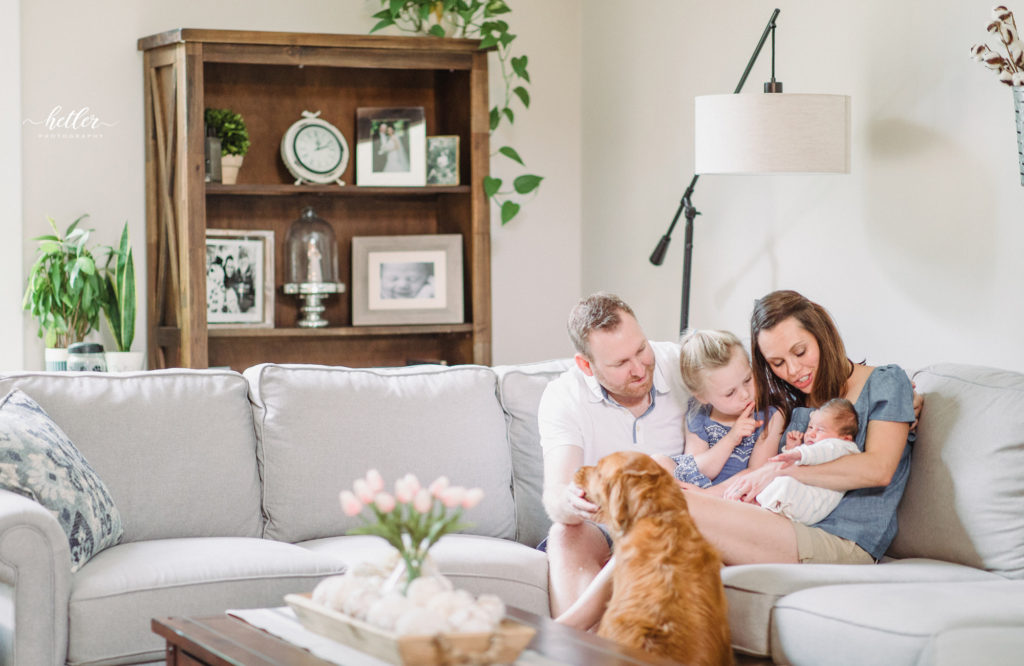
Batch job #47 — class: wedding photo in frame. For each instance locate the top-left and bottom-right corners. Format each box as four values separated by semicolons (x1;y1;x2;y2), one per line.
351;234;464;326
205;229;275;328
426;135;460;186
355;107;426;186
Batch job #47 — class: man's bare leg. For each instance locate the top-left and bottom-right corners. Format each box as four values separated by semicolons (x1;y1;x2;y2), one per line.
545;521;611;620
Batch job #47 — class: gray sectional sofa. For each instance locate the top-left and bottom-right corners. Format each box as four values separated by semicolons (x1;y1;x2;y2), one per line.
0;357;1021;665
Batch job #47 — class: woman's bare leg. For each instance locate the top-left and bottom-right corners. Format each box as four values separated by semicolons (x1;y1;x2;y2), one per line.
684;492;799;564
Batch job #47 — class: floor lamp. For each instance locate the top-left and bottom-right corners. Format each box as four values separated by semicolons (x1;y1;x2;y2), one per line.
648;8;850;336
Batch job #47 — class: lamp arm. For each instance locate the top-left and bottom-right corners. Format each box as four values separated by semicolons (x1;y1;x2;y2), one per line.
648;7;781;334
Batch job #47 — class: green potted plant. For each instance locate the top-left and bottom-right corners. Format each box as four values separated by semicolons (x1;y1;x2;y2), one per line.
23;215;108;370
204;108;250;184
101;222;144;371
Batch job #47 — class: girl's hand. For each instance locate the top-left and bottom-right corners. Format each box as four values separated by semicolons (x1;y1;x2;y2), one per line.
720;461;785;503
770;449;802;467
729;402;762;440
785;430;804;450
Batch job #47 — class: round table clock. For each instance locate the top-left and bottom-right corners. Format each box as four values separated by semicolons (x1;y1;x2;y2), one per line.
280;110;349;185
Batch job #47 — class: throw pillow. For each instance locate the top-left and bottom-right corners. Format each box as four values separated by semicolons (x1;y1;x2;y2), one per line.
0;389;123;571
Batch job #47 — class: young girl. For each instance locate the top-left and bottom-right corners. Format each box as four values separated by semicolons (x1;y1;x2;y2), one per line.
653;329;784;489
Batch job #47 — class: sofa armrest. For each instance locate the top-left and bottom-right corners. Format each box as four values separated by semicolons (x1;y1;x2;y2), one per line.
0;489;72;666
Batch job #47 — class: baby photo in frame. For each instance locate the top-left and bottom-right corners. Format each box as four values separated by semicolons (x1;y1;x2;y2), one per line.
356;107;426;186
351;234;464;325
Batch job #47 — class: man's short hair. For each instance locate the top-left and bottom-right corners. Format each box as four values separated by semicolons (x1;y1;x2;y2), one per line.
567;292;636;359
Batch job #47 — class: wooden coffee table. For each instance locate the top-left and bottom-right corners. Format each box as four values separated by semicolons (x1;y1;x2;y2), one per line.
153;606;679;665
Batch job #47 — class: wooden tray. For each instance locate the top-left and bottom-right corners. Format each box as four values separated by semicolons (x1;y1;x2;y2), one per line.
284;593;536;665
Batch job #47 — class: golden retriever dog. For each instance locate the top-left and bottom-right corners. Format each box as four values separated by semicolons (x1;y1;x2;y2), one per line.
574;450;732;665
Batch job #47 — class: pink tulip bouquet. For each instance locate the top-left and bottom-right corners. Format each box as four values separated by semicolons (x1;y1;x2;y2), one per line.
972;5;1024;86
339;470;484;592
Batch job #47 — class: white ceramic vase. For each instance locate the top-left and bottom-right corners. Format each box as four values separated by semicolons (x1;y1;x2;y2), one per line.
104;350;146;372
221;154;244;185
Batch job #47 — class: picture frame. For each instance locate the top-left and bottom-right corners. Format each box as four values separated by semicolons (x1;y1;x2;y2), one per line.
356;107;427;186
351;234;464;326
205;229;275;328
426;135;460;186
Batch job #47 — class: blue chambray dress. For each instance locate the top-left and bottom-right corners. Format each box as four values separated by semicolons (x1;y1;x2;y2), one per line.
783;364;915;560
671;397;777;488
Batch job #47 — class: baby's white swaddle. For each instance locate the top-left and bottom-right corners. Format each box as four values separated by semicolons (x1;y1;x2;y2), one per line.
757;438;860;524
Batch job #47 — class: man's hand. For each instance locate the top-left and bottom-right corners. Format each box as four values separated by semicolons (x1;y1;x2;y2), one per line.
565;483;599;522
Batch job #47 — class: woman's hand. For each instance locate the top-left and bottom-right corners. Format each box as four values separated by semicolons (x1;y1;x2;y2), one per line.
720;461;786;503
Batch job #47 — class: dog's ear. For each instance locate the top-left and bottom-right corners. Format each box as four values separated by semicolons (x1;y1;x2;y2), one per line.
606;463;664;532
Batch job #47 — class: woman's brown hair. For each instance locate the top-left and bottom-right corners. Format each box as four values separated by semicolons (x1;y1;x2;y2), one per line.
750;290;850;421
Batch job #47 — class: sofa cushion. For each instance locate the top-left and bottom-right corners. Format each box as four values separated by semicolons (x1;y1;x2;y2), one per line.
723;559;1001;657
889;364;1024;578
0;370;262;543
67;536;346;666
301;533;550;617
494;359;571;547
245;364;515;544
770;581;1024;666
915;626;1024;666
0;389;123;572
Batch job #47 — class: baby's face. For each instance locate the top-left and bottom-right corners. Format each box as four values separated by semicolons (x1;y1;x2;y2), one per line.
382;263;429;297
804;409;844;444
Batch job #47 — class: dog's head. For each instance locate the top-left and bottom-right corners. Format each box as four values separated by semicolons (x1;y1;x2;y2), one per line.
574;451;684;537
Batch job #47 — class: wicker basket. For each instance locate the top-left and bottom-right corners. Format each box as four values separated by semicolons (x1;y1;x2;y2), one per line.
285;593;535;665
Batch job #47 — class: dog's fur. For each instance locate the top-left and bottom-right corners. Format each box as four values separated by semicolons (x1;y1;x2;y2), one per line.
574;451;732;665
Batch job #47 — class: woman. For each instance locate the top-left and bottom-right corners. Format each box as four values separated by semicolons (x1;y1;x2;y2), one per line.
555;290;915;628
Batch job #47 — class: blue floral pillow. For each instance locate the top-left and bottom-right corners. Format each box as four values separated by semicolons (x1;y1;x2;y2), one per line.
0;389;123;571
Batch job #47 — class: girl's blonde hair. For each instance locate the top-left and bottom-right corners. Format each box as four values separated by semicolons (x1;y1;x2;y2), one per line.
679;329;746;397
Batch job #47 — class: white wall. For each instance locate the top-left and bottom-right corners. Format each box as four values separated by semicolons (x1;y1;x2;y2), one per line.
582;0;1024;373
16;0;582;368
2;0;23;369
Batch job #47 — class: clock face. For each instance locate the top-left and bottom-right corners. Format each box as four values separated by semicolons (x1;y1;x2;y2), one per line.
294;124;344;174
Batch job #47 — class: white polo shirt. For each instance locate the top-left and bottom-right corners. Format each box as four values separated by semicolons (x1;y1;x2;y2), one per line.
538;340;690;465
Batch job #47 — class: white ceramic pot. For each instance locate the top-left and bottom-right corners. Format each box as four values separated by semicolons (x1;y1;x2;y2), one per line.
104;350;147;373
221;154;244;185
44;347;68;372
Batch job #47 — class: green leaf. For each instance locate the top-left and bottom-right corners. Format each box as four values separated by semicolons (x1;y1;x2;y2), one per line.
371;8;392;19
511;55;530;82
370;17;396;33
419;3;432;21
485;0;510;15
489;107;500;131
428;24;447;37
512;86;529;108
479;33;499;49
389;0;406;17
483;176;502;197
499;32;515;48
502;107;514;124
501;200;520;224
498;146;524;165
513;174;543;194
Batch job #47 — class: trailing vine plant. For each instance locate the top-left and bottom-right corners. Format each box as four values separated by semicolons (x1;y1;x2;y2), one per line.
370;0;543;224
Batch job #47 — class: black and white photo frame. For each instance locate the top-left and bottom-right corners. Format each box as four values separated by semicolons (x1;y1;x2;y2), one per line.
205;229;275;327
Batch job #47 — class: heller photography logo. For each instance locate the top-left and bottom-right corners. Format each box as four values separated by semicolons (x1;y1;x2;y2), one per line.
23;105;119;139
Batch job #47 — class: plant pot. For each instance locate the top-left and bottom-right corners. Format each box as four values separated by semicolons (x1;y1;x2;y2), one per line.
221;154;244;185
105;350;146;373
44;348;68;372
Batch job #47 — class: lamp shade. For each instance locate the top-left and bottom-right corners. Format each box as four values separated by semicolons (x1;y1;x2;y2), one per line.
694;93;850;174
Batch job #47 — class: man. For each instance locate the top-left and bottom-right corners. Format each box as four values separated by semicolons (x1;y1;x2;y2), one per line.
538;292;690;624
